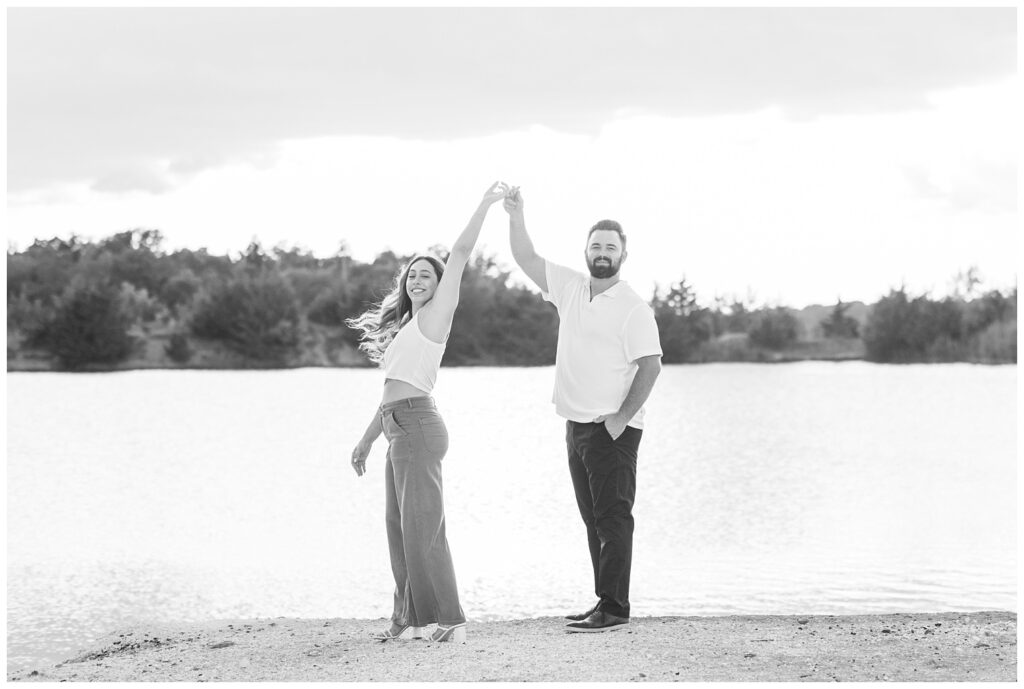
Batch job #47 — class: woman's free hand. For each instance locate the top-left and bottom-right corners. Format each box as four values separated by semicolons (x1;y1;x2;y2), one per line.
351;441;371;477
481;181;510;206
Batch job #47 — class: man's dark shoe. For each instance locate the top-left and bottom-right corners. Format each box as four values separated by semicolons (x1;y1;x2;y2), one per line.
565;610;629;633
564;603;599;622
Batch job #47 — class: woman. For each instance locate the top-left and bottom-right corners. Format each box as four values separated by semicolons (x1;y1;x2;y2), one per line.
347;181;509;643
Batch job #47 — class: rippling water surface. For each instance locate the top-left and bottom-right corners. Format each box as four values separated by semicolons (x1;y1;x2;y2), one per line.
6;363;1016;671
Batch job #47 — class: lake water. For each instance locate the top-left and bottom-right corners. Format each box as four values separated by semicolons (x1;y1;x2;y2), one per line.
6;363;1017;672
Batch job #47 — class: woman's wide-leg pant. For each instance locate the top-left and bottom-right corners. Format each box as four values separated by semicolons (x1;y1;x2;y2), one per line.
379;396;465;627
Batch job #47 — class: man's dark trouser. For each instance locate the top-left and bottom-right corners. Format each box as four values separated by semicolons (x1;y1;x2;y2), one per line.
566;420;642;619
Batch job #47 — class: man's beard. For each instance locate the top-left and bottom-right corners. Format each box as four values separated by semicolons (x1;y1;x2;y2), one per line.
587;257;620;279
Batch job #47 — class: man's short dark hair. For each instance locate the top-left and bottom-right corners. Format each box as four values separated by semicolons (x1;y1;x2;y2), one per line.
588;219;627;250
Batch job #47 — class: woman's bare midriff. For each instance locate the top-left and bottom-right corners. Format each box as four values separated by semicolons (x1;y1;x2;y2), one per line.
382;378;430;404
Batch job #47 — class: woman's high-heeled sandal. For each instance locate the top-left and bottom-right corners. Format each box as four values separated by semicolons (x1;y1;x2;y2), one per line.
371;623;426;640
430;623;467;642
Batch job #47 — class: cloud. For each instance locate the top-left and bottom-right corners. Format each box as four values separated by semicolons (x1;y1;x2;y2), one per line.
90;165;175;194
902;161;1017;214
8;7;1016;193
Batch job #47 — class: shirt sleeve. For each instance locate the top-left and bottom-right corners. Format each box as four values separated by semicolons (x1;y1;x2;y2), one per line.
541;260;583;309
623;303;663;363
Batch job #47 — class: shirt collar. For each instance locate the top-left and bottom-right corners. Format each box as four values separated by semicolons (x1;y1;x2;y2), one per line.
590;279;628;299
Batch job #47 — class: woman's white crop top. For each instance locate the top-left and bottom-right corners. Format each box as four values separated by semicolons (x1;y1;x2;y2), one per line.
381;311;446;393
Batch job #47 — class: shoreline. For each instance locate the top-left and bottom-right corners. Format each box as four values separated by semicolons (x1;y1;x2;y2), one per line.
8;611;1015;682
7;358;1017;374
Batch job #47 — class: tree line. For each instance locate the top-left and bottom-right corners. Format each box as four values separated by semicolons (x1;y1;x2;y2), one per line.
6;230;1017;370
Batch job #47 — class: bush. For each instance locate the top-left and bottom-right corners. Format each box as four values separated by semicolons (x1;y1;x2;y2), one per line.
37;280;135;369
7;293;49;336
821;300;860;338
969;319;1016;364
118;282;163;324
189;271;301;363
863;288;990;363
160;268;202;315
98;229;172;296
925;335;966;363
165;333;194;364
962;289;1014;338
7;236;85;305
652;279;713;363
748;307;799;350
308;279;380;348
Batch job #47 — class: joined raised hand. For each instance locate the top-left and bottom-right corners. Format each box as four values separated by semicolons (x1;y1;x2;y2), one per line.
503;185;523;214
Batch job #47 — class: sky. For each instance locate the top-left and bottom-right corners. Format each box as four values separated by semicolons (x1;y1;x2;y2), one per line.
6;6;1019;307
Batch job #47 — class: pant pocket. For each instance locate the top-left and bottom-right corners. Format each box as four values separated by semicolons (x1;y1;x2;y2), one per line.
418;416;449;456
382;411;407;440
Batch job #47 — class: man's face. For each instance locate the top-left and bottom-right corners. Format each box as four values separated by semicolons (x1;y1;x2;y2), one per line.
585;230;626;279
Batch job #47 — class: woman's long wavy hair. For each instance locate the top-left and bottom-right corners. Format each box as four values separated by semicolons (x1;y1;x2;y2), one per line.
346;254;446;364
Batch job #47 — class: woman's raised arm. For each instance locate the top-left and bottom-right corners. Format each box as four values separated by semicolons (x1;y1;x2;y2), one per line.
418;181;508;342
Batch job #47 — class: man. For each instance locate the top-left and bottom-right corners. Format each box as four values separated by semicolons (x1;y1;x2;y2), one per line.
503;188;663;633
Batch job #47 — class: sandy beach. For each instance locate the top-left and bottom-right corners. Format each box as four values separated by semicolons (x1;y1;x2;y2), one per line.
7;611;1015;682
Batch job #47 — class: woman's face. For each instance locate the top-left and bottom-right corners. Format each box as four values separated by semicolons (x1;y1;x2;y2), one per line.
405;259;439;306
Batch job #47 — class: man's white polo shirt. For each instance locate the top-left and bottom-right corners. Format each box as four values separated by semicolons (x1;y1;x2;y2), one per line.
542;261;663;429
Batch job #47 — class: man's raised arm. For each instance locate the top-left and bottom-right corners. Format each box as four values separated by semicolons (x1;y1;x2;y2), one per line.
503;188;548;293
